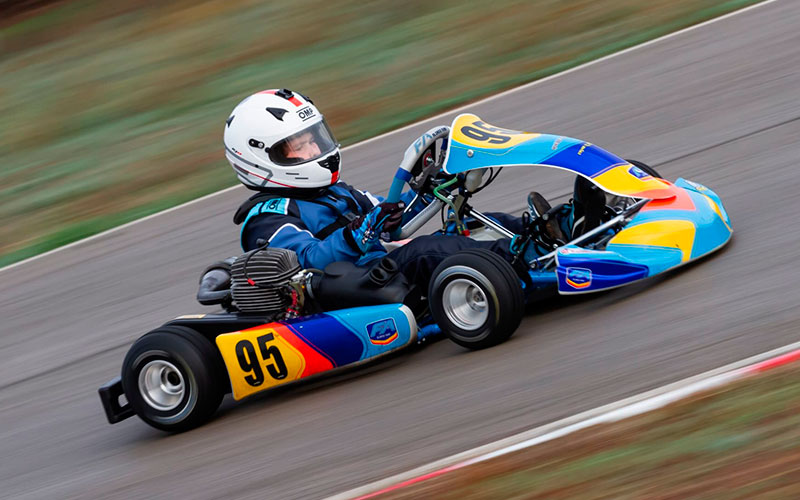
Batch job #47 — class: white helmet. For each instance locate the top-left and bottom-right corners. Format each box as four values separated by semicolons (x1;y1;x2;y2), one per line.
223;89;341;190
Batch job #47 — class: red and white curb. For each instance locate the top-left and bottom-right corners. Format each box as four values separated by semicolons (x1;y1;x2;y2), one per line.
328;340;800;500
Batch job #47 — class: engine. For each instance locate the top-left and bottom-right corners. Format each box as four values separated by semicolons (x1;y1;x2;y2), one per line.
230;247;302;314
197;249;420;317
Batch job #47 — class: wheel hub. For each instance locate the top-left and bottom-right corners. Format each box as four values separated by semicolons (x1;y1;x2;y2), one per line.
442;278;488;331
138;360;185;411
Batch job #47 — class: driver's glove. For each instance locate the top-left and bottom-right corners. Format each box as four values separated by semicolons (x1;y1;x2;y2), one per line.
346;202;405;253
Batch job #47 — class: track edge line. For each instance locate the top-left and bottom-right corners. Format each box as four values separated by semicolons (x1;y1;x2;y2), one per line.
330;338;800;500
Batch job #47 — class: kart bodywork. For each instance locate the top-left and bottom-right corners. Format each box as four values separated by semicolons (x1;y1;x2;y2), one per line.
215;304;417;401
100;113;732;431
555;178;731;293
99;303;420;425
433;114;732;294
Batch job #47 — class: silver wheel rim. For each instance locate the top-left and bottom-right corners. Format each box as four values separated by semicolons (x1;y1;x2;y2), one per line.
138;360;185;411
442;278;488;331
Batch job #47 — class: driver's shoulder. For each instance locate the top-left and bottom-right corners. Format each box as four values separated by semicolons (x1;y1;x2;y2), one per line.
234;194;298;226
329;181;380;207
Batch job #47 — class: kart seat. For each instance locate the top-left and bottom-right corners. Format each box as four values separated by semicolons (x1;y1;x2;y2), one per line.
571;176;607;238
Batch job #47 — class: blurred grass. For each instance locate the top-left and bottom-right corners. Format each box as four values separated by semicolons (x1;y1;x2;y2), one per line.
0;0;760;266
381;364;800;499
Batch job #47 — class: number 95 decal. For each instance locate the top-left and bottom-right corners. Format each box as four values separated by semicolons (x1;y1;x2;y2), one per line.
460;120;515;144
451;114;536;150
236;333;288;386
216;327;305;400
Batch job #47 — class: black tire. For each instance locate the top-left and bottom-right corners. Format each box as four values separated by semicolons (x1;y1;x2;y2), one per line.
428;249;524;350
625;159;662;179
121;326;225;432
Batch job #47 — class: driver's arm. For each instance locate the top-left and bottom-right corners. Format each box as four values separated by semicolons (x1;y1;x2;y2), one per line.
242;213;365;270
359;189;430;229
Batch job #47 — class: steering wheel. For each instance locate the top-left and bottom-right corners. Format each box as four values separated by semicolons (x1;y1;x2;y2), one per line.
385;126;450;203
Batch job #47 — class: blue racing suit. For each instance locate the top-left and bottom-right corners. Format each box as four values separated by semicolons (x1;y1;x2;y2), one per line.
234;182;528;291
236;182;404;268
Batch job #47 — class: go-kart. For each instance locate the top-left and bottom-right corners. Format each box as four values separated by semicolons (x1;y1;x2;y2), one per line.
99;113;732;432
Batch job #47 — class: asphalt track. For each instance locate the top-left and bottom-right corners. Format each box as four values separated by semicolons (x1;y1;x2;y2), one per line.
1;1;798;498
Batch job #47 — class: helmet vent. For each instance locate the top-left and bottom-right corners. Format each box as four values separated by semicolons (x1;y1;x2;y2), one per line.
267;107;287;121
318;152;340;173
296;92;313;104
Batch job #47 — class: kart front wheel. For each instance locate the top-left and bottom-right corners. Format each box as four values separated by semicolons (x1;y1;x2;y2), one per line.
429;249;524;350
121;326;225;432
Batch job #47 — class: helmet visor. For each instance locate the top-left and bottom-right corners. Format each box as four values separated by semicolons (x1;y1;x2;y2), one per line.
268;120;338;166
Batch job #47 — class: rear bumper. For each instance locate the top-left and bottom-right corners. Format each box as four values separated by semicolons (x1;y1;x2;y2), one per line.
98;376;135;424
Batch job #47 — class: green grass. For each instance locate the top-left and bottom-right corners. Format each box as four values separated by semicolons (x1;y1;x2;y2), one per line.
0;0;761;267
381;363;800;499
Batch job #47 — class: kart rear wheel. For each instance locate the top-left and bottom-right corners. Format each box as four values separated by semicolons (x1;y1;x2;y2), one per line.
121;326;225;432
429;249;524;350
626;159;662;178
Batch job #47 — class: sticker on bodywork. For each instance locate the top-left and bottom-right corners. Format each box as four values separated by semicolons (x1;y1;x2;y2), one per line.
216;326;305;400
366;318;398;345
627;165;650;179
565;267;592;289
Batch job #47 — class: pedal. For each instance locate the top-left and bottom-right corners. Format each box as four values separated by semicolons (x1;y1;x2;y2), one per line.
527;191;551;219
527;192;566;245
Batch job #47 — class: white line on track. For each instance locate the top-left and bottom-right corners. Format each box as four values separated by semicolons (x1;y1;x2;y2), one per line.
0;0;778;276
328;340;800;500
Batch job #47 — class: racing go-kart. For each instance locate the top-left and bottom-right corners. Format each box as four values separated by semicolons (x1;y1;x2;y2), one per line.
99;113;732;432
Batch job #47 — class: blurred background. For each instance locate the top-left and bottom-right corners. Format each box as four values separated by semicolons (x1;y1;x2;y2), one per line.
0;0;756;266
5;1;800;499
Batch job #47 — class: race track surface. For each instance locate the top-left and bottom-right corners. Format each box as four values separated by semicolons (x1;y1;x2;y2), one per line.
1;2;798;498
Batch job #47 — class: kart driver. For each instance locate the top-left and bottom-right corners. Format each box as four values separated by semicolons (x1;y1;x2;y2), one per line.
225;89;588;291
